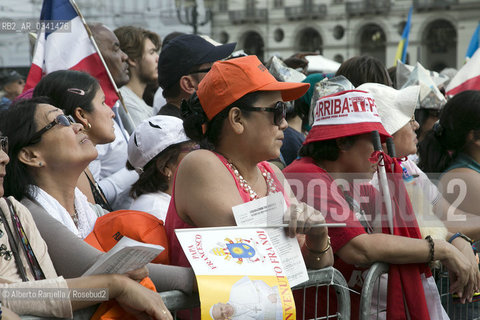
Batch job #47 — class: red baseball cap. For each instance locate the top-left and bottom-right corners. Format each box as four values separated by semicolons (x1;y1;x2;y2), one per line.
197;55;310;120
304;89;390;144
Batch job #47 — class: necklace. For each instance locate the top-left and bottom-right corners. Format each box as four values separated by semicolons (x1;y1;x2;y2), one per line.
225;159;277;201
71;204;79;227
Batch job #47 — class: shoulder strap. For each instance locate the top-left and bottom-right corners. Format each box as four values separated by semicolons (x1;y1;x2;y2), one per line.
0;199;29;281
84;171;113;212
4;197;46;280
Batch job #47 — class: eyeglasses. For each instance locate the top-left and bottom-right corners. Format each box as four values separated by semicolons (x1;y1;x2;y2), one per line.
29;114;76;143
186;68;211;75
0;136;7;154
241;101;287;126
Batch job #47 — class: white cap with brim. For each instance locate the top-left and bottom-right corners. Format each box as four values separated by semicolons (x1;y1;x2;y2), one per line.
128;115;189;173
357;83;420;135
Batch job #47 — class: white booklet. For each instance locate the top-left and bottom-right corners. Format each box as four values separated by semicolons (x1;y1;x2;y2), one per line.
232;192;309;287
83;236;164;276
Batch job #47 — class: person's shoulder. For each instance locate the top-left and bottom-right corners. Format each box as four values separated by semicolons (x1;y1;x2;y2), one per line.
178;150;223;173
283;157;317;173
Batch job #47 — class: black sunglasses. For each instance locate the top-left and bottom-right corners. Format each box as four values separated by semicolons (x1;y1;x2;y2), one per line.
0;136;7;154
29;114;76;143
241;101;287;126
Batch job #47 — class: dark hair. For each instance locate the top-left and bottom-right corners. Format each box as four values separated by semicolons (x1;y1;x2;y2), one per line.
0;97;53;200
335;55;393;87
127;141;192;198
33;70;100;117
162;81;182;99
418;90;480;173
182;91;262;149
387;66;397;88
162;32;186;48
299;136;358;162
161;63;208;99
114;26;161;62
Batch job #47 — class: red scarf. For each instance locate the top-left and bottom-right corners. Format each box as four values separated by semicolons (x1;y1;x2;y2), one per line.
370;151;431;320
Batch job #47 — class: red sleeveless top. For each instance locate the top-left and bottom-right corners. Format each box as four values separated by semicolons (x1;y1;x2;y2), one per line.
164;152;289;267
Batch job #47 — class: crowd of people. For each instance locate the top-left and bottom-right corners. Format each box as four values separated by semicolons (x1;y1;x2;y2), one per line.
0;21;479;320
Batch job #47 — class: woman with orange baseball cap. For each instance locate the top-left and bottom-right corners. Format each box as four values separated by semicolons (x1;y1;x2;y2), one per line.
164;55;334;271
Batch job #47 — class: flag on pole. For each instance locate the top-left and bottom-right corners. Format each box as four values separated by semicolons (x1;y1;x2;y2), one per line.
466;22;480;59
394;6;413;66
446;48;480;96
24;0;118;107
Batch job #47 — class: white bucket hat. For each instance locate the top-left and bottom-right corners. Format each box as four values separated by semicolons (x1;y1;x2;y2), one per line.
357;83;420;135
128;115;190;173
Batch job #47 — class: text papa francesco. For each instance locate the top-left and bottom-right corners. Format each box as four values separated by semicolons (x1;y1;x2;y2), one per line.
256;230;295;320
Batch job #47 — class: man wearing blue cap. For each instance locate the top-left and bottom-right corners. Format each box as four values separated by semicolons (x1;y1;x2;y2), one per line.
157;34;236;118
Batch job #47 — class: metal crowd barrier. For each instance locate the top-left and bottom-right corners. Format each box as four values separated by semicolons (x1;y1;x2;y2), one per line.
359;262;389;320
162;267;351;319
434;265;480;320
359;262;480;320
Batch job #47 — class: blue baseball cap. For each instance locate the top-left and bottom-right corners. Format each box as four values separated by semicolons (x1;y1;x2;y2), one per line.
158;34;236;90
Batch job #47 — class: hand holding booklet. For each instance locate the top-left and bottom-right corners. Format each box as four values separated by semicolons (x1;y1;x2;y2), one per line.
82;236;164;276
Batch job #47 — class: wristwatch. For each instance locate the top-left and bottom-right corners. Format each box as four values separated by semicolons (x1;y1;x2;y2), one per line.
448;232;474;245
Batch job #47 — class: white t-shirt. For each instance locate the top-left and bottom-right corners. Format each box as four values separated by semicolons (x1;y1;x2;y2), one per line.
153;87;166;115
119;85;153;135
129;191;171;222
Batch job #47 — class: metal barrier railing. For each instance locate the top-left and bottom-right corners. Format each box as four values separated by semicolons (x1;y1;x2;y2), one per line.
162;267;351;320
359;262;389;320
359;262;480;320
434;266;480;320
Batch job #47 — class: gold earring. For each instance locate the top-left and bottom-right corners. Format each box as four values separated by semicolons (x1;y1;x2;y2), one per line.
84;123;91;131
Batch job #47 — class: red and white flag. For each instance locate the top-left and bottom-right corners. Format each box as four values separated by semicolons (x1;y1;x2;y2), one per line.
25;0;118;107
446;48;480;96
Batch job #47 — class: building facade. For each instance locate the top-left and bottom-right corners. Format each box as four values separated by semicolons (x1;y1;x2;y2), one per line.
0;0;210;69
210;0;480;71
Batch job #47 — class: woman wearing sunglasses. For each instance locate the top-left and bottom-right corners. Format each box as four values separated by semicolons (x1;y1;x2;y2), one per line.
33;70;117;211
0;133;173;319
165;55;334;270
0;97;195;294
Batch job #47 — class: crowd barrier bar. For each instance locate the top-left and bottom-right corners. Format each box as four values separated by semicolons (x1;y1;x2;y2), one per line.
359;262;389;320
359;262;480;320
163;266;351;320
20;267;351;319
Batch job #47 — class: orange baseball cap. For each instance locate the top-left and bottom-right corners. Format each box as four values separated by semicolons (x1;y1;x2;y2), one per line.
197;55;310;120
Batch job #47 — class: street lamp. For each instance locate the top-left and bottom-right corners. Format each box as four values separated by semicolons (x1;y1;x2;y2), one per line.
175;0;213;35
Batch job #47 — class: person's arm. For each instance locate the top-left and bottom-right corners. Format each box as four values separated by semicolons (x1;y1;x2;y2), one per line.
336;233;479;302
272;165;334;269
25;198;195;293
67;274;172;319
96;167;138;209
434;196;480;240
2;307;20;320
439;168;480;216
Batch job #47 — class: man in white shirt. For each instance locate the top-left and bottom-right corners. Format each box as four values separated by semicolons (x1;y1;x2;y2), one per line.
90;23;138;210
115;26;161;134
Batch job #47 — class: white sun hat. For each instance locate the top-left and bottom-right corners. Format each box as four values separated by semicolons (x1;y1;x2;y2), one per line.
357;83;420;135
128;115;190;173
